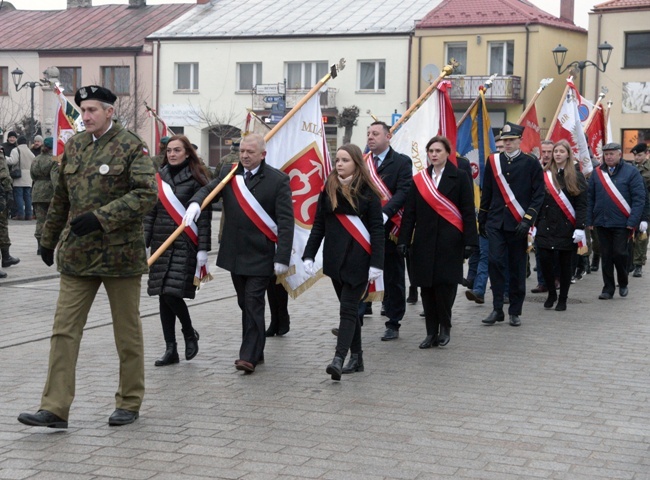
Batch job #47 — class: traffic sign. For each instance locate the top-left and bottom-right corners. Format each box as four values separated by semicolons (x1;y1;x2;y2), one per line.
255;83;286;95
269;114;284;123
263;95;283;103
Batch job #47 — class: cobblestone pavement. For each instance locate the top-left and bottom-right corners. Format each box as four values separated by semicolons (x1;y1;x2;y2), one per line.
1;216;649;479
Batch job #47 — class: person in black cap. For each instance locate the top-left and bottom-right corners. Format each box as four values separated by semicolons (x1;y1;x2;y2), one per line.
630;142;650;277
587;142;646;299
2;131;18;159
478;121;544;327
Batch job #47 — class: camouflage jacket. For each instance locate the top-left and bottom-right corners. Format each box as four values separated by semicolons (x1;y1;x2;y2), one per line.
30;152;59;203
41;121;158;276
635;159;650;192
0;151;12;193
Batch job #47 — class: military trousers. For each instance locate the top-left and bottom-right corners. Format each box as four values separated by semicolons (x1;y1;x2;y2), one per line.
40;274;145;420
0;207;10;249
633;233;648;266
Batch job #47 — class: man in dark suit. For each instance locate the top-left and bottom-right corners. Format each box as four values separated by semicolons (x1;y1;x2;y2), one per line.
184;133;294;373
367;121;413;340
478;122;544;327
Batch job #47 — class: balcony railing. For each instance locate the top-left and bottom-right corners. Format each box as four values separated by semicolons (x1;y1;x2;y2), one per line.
251;87;337;110
448;75;522;102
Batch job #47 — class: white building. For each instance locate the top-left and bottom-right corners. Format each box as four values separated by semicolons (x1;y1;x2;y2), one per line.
148;0;440;167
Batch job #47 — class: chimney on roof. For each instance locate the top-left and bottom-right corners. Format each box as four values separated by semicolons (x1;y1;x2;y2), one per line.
560;0;574;23
67;0;91;7
197;0;210;4
128;0;146;7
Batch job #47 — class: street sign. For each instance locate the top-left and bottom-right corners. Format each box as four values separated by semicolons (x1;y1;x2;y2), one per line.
391;113;402;126
255;83;285;95
269;114;284;123
263;95;283;103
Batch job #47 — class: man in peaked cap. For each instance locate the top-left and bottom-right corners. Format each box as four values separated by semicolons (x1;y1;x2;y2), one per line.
630;142;650;277
478;121;544;327
18;85;157;429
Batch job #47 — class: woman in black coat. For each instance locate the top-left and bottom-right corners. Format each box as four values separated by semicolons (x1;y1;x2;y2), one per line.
535;139;587;311
398;136;477;349
144;135;212;366
303;144;384;381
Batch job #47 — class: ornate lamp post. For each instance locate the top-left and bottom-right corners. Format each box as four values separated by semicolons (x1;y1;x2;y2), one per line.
552;42;613;94
11;68;45;140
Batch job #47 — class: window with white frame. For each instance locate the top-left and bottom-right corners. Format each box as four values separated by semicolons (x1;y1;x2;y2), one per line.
175;63;199;92
286;62;328;89
237;63;262;91
358;60;385;92
488;41;514;75
446;42;467;75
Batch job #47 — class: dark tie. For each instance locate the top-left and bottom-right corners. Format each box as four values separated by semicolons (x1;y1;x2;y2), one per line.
245;171;252;185
373;155;380;168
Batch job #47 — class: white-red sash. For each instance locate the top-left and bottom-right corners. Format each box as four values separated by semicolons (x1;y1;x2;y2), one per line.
334;213;384;295
543;171;576;227
413;170;463;233
231;174;279;242
156;173;198;245
365;153;402;238
595;167;631;218
490;154;525;222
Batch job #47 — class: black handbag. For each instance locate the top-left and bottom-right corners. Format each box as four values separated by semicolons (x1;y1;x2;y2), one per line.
9;149;21;179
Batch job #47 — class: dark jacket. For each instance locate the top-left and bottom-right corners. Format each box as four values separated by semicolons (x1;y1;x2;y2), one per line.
376;146;412;234
479;150;545;231
303;182;384;286
587;161;646;229
191;160;294;277
399;163;478;286
145;163;212;299
536;168;587;250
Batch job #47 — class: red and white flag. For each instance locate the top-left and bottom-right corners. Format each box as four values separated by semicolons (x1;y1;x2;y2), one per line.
265;93;331;297
436;80;457;166
585;105;606;164
145;104;173;153
52;83;83;156
519;104;542;159
548;79;592;175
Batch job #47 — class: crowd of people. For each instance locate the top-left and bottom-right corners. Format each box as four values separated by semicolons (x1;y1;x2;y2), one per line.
7;84;648;429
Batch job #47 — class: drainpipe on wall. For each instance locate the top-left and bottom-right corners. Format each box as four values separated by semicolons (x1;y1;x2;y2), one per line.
523;23;530;115
407;31;413;108
133;52;138;133
595;14;603;101
155;40;161;116
417;35;422;98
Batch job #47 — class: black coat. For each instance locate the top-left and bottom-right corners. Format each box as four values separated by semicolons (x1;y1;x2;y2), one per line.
399;163;478;286
144;164;212;299
191;160;294;277
536;169;587;250
376;147;412;235
303;183;384;287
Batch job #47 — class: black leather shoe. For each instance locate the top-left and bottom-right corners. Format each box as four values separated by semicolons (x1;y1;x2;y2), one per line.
326;356;343;381
381;328;399;341
619;286;629;297
482;310;505;325
264;327;277;337
438;326;450;346
342;352;364;374
419;310;425;317
633;265;642;278
465;290;485;304
18;410;67;428
555;300;567;311
543;293;557;309
108;409;139;426
365;303;373;315
182;328;199;361
509;315;521;327
0;269;6;279
331;328;339;337
277;324;290;336
406;286;418;304
419;335;438;349
155;342;179;366
598;292;613;300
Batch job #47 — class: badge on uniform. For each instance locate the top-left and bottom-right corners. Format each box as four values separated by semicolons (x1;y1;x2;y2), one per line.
79;87;88;99
99;164;110;175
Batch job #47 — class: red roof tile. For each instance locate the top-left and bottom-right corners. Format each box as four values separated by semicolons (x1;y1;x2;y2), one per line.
0;4;193;51
593;0;650;10
416;0;585;32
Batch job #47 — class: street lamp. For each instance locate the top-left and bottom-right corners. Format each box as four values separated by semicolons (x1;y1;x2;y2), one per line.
552;41;613;94
11;68;45;141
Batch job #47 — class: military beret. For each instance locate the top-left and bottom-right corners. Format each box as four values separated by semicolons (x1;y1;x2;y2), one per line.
43;137;54;149
74;85;117;107
631;143;648;154
160;136;171;145
602;142;622;152
500;122;524;139
7;131;17;138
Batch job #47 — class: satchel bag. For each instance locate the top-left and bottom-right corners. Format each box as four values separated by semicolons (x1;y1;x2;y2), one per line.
9;149;21;179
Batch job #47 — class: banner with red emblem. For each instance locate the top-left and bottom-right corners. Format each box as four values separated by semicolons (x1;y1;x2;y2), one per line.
265;93;331;297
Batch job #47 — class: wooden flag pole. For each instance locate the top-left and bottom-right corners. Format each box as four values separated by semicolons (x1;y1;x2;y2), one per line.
517;78;553;124
455;74;498;128
604;101;613;143
391;63;456;133
148;59;346;266
582;88;608;132
245;108;272;131
545;77;572;140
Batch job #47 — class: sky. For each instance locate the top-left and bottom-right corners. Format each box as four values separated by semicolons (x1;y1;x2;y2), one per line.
4;0;600;29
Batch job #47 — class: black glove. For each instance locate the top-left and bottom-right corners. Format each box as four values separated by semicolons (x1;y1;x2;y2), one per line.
515;221;531;239
396;244;408;258
70;212;102;236
478;222;487;238
463;245;474;259
40;246;55;267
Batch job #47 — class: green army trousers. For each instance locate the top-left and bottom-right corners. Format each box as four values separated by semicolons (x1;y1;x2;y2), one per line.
633;234;648;266
40;274;145;420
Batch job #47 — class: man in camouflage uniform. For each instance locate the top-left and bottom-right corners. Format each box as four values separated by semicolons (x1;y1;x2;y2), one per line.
18;86;157;429
0;148;18;278
631;142;650;277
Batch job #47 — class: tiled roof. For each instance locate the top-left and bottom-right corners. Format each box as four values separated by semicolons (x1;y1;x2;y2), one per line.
416;0;585;32
0;3;193;51
149;0;440;39
593;0;650;10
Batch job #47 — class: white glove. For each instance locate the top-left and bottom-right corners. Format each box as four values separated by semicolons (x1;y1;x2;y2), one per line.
183;202;201;225
197;250;208;268
382;212;389;224
274;263;289;276
303;259;315;277
640;221;648;233
368;267;383;283
572;229;586;244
